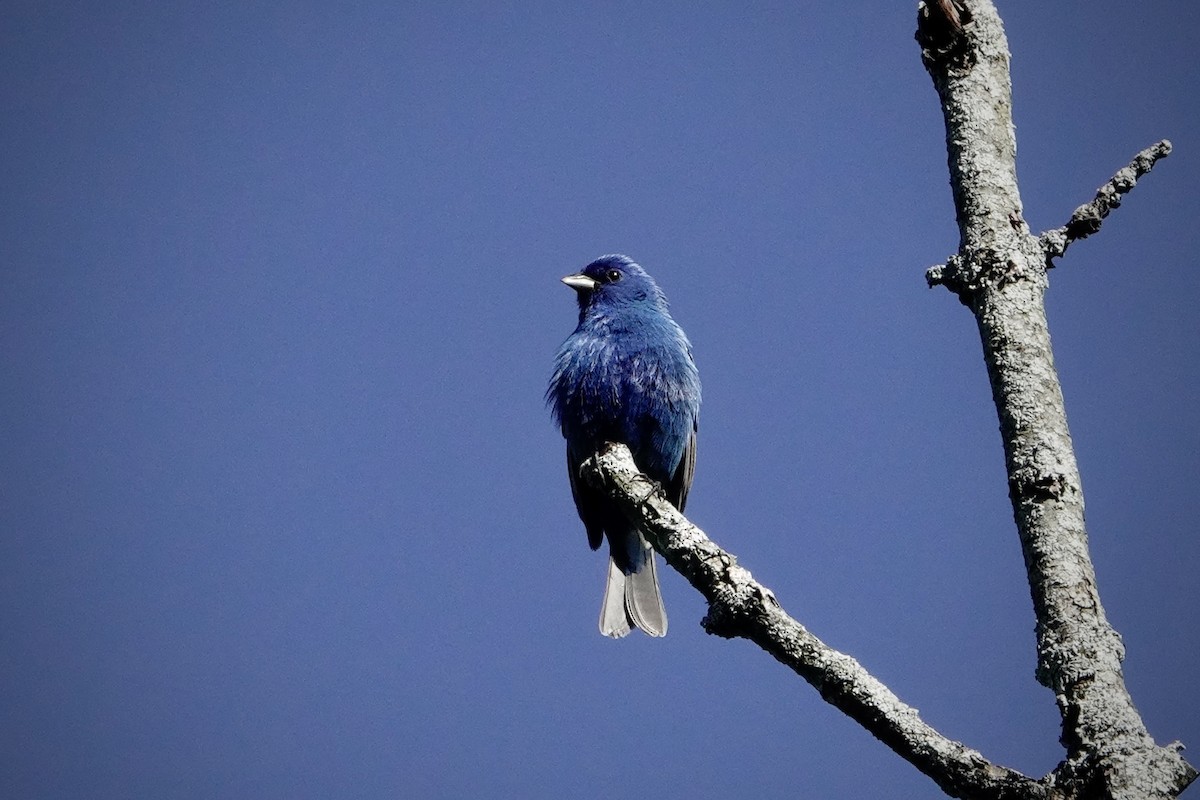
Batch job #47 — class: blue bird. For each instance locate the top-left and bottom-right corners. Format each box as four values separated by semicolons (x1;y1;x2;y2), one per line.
547;255;701;638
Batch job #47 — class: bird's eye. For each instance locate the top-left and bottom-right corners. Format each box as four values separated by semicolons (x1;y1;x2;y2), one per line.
605;269;622;282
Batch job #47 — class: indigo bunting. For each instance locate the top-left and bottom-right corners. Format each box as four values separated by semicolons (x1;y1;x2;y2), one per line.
547;255;701;638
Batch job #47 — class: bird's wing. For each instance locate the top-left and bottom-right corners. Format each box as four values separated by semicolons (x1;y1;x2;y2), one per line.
567;442;605;551
668;424;697;513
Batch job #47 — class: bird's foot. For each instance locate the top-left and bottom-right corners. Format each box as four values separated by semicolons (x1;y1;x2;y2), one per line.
636;478;662;505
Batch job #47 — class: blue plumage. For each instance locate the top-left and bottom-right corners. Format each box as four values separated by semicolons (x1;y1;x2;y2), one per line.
547;255;701;638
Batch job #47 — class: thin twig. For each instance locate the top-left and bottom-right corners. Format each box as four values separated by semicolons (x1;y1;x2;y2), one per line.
1040;140;1173;264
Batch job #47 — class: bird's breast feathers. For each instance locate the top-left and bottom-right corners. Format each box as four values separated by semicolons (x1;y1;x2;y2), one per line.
552;328;697;435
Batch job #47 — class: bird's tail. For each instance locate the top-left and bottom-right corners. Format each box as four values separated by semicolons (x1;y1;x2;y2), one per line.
599;537;667;638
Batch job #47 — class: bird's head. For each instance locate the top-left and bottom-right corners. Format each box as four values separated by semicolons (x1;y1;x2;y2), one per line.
561;254;667;313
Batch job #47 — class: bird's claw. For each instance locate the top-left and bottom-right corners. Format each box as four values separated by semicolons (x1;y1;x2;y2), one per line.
636;478;663;505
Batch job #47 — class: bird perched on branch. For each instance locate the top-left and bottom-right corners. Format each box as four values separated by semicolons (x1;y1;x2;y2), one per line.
547;255;701;638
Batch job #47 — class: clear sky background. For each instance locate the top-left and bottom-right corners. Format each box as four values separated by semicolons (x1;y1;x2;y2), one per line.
2;3;1197;799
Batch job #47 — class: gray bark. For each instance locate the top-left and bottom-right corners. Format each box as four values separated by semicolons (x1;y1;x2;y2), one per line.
578;2;1196;798
918;1;1194;797
584;442;1050;800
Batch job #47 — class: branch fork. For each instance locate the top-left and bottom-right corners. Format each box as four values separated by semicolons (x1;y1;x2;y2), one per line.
573;2;1195;797
928;141;1173;293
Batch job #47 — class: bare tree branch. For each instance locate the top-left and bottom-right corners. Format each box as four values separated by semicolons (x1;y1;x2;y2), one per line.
581;443;1049;800
573;3;1194;798
918;1;1195;797
1039;140;1173;264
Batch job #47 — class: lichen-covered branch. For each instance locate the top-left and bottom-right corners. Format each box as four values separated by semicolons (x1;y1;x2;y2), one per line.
582;443;1049;800
572;4;1194;798
1039;140;1173;264
918;1;1195;797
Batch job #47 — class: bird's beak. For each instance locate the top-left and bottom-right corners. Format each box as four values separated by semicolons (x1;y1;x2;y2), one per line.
561;273;597;292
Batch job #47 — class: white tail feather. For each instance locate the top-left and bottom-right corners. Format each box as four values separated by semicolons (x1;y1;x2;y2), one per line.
598;543;667;638
599;560;632;638
625;551;667;637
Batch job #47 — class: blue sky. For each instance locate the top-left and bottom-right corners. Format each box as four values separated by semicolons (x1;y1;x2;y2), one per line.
2;3;1197;798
